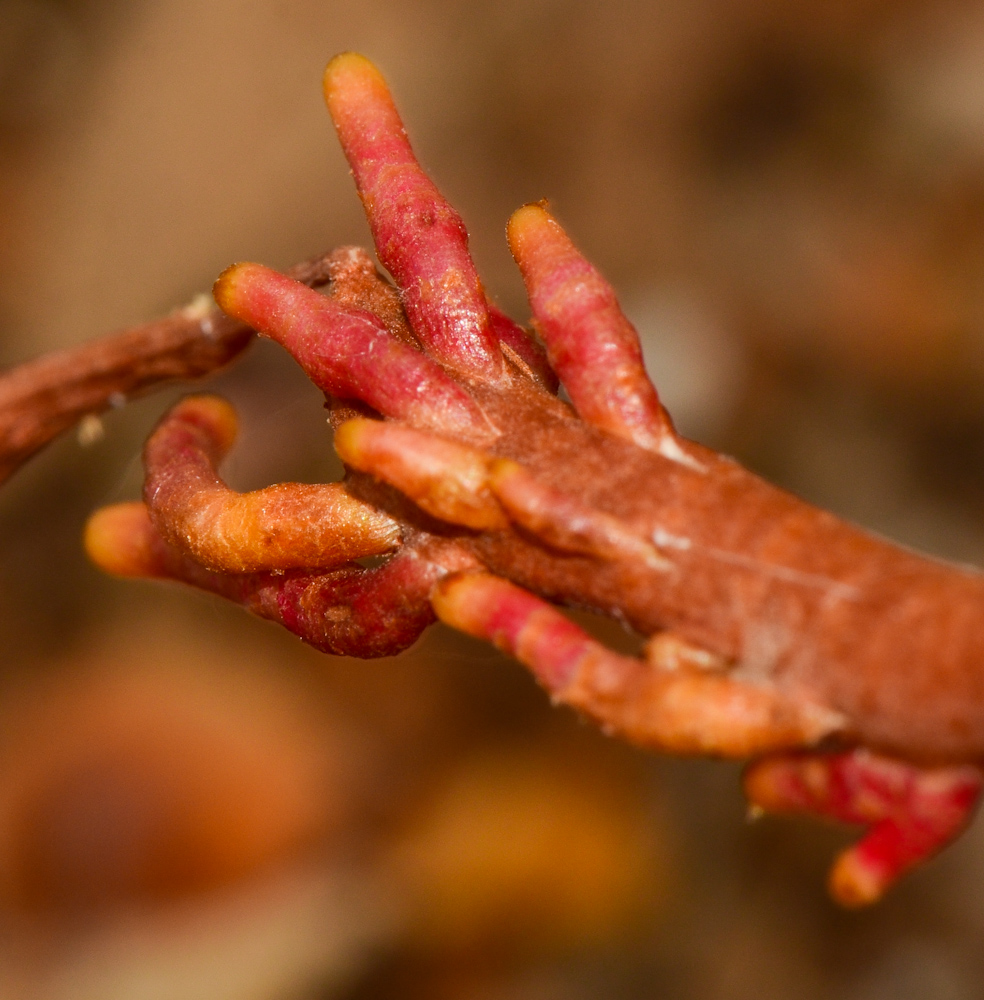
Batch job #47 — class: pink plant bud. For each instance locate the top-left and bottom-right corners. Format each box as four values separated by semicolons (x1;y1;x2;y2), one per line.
334;418;508;531
143;396;401;572
214;263;495;440
323;53;501;379
507;203;672;452
743;749;983;905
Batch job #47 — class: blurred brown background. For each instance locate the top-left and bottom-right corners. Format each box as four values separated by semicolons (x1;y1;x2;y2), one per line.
5;1;984;997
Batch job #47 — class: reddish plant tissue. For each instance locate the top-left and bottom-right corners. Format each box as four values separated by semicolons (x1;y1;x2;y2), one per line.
81;53;984;906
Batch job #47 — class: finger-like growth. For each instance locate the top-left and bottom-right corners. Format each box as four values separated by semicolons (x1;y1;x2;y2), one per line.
85;499;467;658
507;203;675;456
744;750;983;905
335;418;507;531
214;263;496;441
323;53;501;380
433;572;843;756
142;395;401;572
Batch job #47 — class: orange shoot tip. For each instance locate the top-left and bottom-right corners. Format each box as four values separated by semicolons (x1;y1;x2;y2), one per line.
506;203;563;259
430;571;487;616
487;458;533;506
84;502;158;578
740;760;781;810
322;52;388;105
507;202;549;234
332;416;378;465
487;457;524;485
212;261;260;317
173;394;239;453
324;51;377;79
828;854;882;908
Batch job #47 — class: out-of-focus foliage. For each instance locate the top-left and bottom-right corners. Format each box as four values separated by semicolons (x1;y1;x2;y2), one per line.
5;1;984;997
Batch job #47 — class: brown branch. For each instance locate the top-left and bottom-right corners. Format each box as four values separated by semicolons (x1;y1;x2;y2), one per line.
0;252;337;486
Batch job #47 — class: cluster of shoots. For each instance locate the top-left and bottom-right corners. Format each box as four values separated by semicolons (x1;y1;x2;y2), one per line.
77;54;983;908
